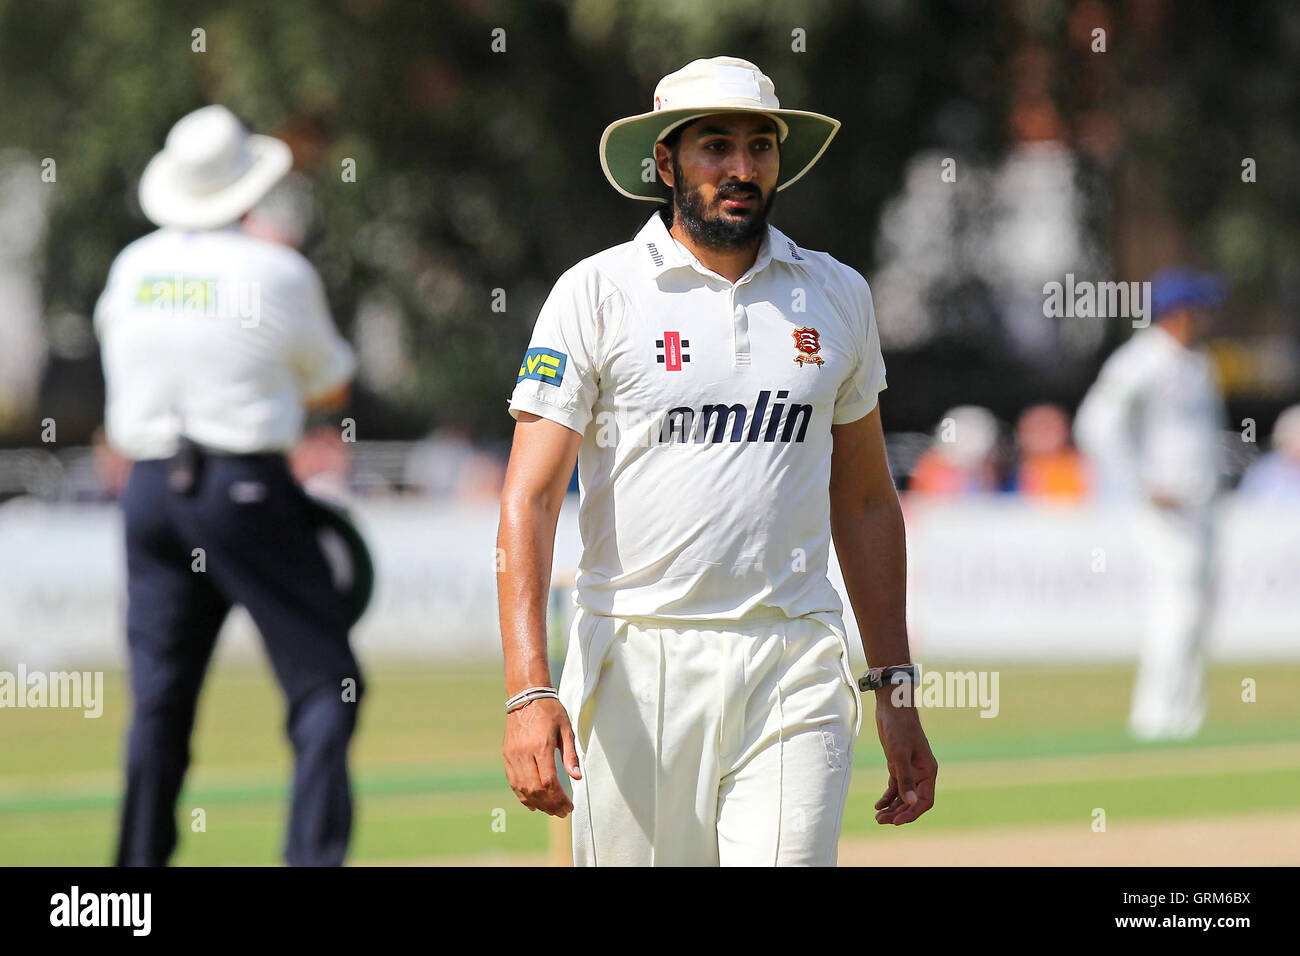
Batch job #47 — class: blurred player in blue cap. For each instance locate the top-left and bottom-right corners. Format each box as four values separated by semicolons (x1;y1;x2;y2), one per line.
1075;267;1227;740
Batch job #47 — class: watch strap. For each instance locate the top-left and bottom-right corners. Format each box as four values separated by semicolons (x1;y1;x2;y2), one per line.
858;664;919;692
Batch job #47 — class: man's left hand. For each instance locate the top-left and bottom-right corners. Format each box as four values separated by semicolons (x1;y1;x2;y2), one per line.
873;701;938;826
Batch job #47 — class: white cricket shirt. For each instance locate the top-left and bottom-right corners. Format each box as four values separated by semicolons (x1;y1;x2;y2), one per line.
94;226;356;459
1074;324;1225;509
509;212;887;622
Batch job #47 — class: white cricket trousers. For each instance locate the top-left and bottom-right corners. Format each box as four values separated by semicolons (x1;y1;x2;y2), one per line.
1130;505;1216;740
558;608;861;866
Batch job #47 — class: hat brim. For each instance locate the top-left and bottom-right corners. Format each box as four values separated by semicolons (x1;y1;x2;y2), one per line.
138;134;293;230
304;495;375;628
599;107;840;202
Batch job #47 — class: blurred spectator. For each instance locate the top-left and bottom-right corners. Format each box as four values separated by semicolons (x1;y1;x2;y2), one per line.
1012;403;1089;499
907;405;1001;495
0;153;51;438
1238;405;1300;501
403;425;506;501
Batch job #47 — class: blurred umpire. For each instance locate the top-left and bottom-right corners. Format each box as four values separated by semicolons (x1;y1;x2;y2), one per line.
95;105;365;866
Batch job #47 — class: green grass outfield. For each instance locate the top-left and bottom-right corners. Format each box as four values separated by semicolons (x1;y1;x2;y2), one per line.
1;659;1297;865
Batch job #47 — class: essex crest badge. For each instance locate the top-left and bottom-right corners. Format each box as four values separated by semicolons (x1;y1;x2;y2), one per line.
792;327;824;367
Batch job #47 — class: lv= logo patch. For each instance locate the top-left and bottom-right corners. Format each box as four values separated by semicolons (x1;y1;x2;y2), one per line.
518;348;567;385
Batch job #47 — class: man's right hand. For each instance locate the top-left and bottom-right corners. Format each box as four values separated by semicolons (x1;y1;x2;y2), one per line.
503;697;582;817
498;412;583;817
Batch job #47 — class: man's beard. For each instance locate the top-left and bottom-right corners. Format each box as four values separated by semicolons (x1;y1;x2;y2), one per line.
669;155;774;250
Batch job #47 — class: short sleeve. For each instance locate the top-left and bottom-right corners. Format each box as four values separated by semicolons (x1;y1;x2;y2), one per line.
92;251;132;337
508;263;609;436
289;267;356;400
832;271;888;425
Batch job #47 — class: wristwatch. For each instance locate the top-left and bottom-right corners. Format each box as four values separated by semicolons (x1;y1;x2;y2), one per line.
858;664;920;692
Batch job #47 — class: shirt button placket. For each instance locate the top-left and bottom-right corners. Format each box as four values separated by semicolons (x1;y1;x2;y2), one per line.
729;284;751;369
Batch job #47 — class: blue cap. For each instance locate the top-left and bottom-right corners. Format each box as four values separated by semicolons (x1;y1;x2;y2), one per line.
1150;268;1226;319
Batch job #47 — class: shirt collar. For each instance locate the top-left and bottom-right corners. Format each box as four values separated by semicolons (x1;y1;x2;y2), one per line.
1150;322;1192;353
162;222;245;239
766;223;809;265
633;212;807;282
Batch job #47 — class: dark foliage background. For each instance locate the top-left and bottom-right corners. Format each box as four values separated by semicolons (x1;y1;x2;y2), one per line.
2;0;1297;445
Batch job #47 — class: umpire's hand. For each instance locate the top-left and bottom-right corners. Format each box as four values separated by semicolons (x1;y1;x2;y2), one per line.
873;700;938;825
504;698;582;817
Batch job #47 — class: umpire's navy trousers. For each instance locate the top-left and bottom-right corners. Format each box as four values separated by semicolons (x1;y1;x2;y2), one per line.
115;453;364;866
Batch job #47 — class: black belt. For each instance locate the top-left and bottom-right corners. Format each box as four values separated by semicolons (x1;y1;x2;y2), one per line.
185;439;284;460
167;437;283;493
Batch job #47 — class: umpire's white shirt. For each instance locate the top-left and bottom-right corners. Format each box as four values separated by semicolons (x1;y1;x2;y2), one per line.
509;212;887;622
95;226;356;459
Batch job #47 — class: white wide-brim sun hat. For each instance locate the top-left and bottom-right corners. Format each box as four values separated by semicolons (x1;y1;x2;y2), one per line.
599;56;840;202
138;105;293;230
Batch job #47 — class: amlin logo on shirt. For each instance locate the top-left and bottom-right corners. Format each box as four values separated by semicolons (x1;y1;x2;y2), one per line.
592;390;814;448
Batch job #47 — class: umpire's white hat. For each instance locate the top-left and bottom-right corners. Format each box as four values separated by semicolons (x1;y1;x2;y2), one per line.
138;105;292;230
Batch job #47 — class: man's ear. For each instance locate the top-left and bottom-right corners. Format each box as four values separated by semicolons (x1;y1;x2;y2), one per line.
653;142;675;189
